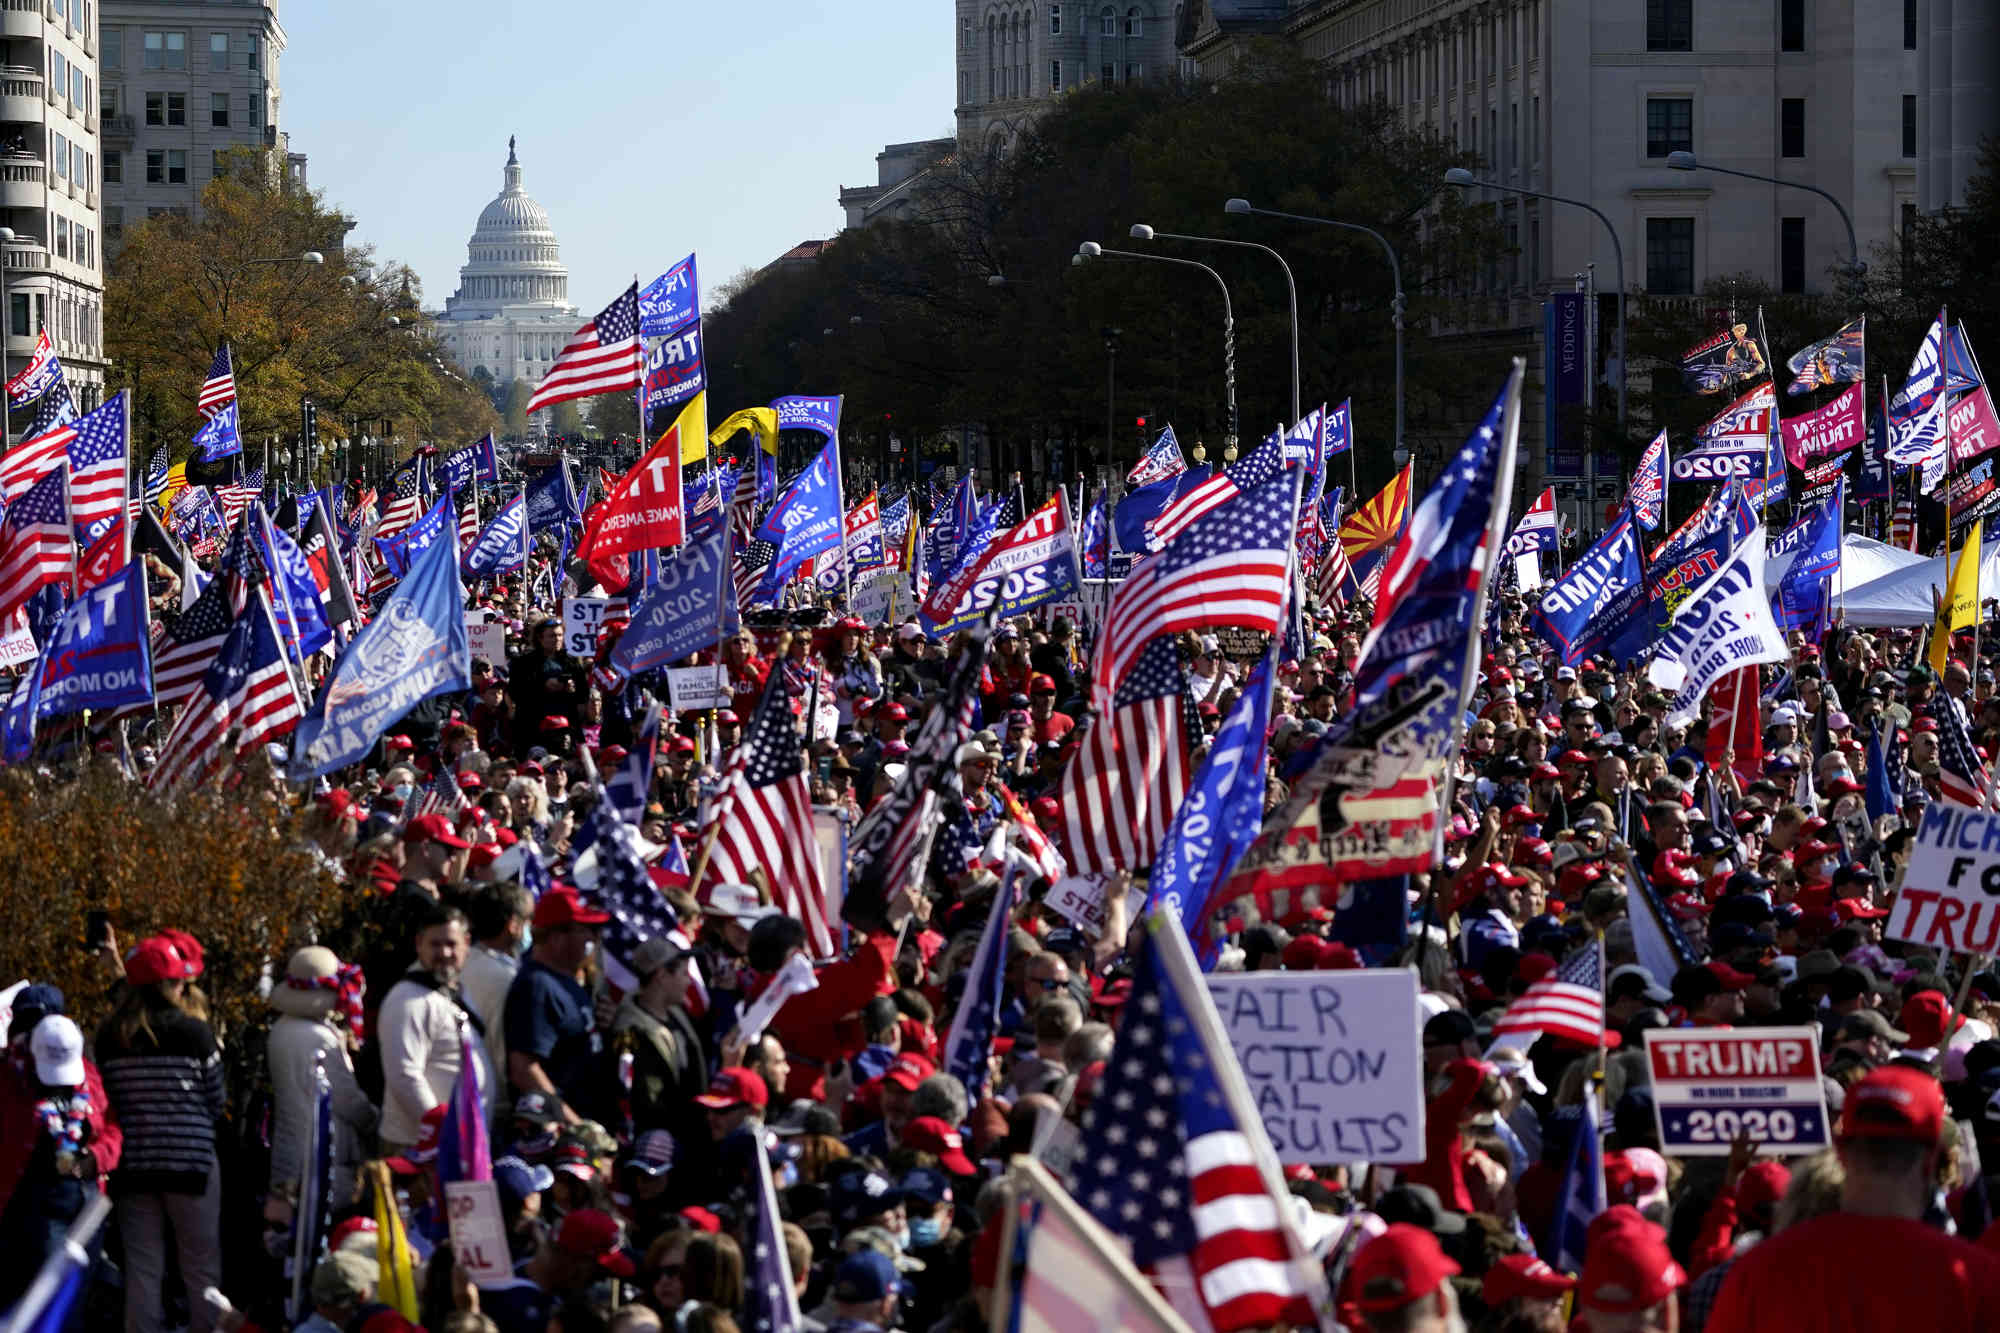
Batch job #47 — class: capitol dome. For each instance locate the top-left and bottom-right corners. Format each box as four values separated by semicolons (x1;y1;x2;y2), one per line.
443;138;575;315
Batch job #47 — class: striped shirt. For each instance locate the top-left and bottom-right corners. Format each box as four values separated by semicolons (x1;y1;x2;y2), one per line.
95;1007;225;1195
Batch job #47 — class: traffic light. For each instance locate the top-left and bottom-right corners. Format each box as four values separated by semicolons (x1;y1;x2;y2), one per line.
1136;415;1147;429
300;398;318;447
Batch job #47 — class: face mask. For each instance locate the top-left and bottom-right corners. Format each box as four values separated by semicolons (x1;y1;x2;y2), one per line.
890;1224;912;1252
1598;685;1617;701
908;1217;943;1248
391;783;414;803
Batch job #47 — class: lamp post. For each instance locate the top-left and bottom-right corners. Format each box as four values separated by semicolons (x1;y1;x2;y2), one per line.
1223;198;1402;475
0;225;15;454
1442;168;1627;441
1128;221;1299;423
1076;240;1237;451
1663;150;1863;302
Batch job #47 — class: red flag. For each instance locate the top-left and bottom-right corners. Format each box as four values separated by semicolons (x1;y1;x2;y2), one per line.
577;420;688;573
1706;666;1764;788
78;513;126;592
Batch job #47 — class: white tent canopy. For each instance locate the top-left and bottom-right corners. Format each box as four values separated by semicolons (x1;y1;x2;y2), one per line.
1832;534;1997;627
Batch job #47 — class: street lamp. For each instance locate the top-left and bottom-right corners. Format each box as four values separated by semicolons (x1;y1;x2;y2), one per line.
243;251;324;267
1224;197;1404;476
1129;221;1300;424
1664;150;1863;301
1076;240;1238;451
1442;167;1627;441
0;225;15;453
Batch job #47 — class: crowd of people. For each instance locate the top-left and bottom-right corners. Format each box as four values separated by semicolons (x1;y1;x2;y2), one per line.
8;529;2000;1333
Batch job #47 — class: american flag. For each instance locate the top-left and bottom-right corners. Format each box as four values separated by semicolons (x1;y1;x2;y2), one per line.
1126;424;1187;487
525;284;642;416
702;670;834;956
377;455;427;541
0;393;127;546
1079;488;1109;578
1059;635;1192;875
300;497;361;629
148;588;303;795
23;376;76;440
941;868;1015;1103
1066;917;1326;1332
743;1131;805;1333
417;765;471;817
574;793;682;992
848;618;993;895
197;344;236;418
605;703;661;824
1317;524;1354;608
1492;938;1604;1048
1934;693;1990;808
1149;428;1284;548
1092;469;1295;707
5;329;60;407
152;566;234;707
0;464;72;623
218;469;265;531
456;486;479;551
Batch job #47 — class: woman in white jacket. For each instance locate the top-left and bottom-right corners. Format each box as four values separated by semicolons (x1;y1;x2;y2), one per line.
267;946;379;1207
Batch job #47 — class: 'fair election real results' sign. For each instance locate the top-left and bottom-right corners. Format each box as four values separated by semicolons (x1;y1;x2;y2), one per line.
1204;969;1424;1164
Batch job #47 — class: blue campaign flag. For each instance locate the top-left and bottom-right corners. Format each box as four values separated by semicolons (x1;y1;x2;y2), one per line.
924;498;1080;634
1948;325;1984;396
25;582;68;649
1772;480;1843;635
31;559;153;720
376;495;451;579
1080;487;1109;577
753;436;843;595
941;866;1016;1103
464;493;529;577
291;514;469;778
1148;646;1278;958
1530;510;1649;667
440;435;500;492
933;473;979;572
244;508;334;658
638;254;699;337
525;458;581;535
1326;397;1354;456
643;319;705;414
2;665;34;760
1554;1088;1605;1270
605;703;661;824
191;400;241;461
1858;411;1892;503
610;529;739;675
1112;474;1178;554
769;394;842;439
1866;719;1905;824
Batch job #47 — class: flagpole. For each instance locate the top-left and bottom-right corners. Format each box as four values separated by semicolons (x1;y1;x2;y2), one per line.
1433;358;1527;863
833;431;852;607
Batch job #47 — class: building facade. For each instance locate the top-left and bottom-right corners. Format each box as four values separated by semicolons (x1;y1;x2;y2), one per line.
1917;0;2000;213
839;137;955;230
98;0;304;247
954;0;1186;147
0;0;106;407
431;139;580;397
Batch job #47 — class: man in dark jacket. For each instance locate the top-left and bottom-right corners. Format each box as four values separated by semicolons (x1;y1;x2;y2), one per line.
610;936;708;1150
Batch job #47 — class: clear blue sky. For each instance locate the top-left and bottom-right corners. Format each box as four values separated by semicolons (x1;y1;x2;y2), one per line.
281;0;954;314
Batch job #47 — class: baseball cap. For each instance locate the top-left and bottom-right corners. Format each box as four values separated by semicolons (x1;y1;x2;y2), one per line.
1422;1010;1477;1049
493;1155;554;1207
694;1066;770;1111
311;1251;380;1307
700;881;779;928
1028;674;1057;695
403;812;471;849
900;1166;954;1207
899;1116;977;1174
29;1015;84;1086
831;1248;905;1303
512;1091;561;1127
1576;1207;1684;1313
1837;1009;1910;1044
626;1129;675;1177
554;1209;635;1278
1372;1183;1467;1235
1838;1065;1946;1144
1607;965;1673;1005
629;935;688;979
532;885;610;929
1482;1253;1575;1306
1898;990;1952;1049
881;1052;937;1092
1347;1224;1460;1313
123;936;186;987
831;1169;906;1225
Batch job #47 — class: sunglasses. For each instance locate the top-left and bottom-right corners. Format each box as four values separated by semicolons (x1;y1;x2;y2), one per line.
1032;976;1067;990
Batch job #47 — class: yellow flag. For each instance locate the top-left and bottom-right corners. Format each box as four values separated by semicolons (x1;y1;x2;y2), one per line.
668;391;710;466
1932;517;1983;674
156;462;187;512
709;406;780;459
367;1161;421;1319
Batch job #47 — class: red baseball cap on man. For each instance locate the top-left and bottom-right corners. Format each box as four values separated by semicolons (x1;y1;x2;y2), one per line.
1346;1224;1460;1314
881;1052;937;1092
694;1067;770;1111
554;1209;635;1278
900;1115;978;1173
1576;1206;1685;1314
404;812;470;849
532;885;610;929
1482;1253;1575;1306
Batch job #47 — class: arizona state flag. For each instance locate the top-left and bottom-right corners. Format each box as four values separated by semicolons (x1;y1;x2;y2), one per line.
578;392;705;586
1339;461;1412;560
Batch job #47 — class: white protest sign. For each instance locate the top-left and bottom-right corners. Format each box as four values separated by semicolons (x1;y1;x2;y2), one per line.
1203;969;1425;1164
1045;875;1144;937
665;664;731;712
1644;1027;1830;1156
0;621;34;669
443;1179;513;1286
850;571;903;626
1888;800;2000;953
562;596;610;657
1648;528;1789;719
1514;553;1542;593
466;613;507;669
813;806;848;924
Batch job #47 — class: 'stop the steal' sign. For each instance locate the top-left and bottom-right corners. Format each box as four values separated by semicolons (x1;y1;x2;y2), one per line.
1204;969;1424;1164
1888;800;2000;954
1644;1026;1830;1157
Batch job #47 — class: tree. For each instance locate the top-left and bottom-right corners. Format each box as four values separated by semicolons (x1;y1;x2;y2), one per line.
106;151;496;470
503;378;533;437
550;399;583;440
586;389;641;442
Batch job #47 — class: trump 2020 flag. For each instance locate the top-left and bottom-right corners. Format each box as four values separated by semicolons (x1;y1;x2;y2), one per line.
1127;425;1187;487
376;495;451;581
1772;479;1842;635
292;516;469;778
464;492;529;577
605;703;661;825
754;435;843;598
526;458;581;535
941;866;1016;1104
31;558;153;721
1505;486;1559;556
191;401;242;462
1630;430;1667;530
1326;398;1353;456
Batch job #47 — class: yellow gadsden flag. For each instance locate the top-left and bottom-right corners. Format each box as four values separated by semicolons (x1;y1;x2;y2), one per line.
709;406;780;463
1932;516;1983;674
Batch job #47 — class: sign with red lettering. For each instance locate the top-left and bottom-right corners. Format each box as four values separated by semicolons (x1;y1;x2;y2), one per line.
577;420;687;567
1644;1026;1830;1156
1889;800;2000;954
1951;385;2000;466
443;1179;512;1286
1780;382;1866;469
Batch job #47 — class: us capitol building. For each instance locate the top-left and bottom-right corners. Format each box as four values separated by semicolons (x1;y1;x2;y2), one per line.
430;138;581;395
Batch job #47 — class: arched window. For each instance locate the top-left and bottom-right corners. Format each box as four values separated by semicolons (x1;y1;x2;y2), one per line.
1101;5;1115;35
1126;6;1141;35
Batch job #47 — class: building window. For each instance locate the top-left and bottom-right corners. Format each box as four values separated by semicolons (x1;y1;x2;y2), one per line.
1904;94;1918;157
1646;98;1692;157
1101;7;1115;36
103;151;119;183
1780;0;1804;51
211;91;227;126
74;146;84;184
55;217;67;261
1051;3;1060;34
1780;217;1806;292
49;132;65;178
211;149;228;177
166;148;185;183
100;85;116;119
1646;0;1690;52
243;33;259;71
209;32;226;71
8;293;25;338
248;94;260;129
144;148;163;183
1051;59;1062;92
1781;98;1805;157
143;31;184;70
1646;217;1696;294
1127;62;1141;82
144;92;162;125
167;92;184;125
102;28;120;69
1906;0;1918;49
1126;7;1141;36
1101;62;1114;83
